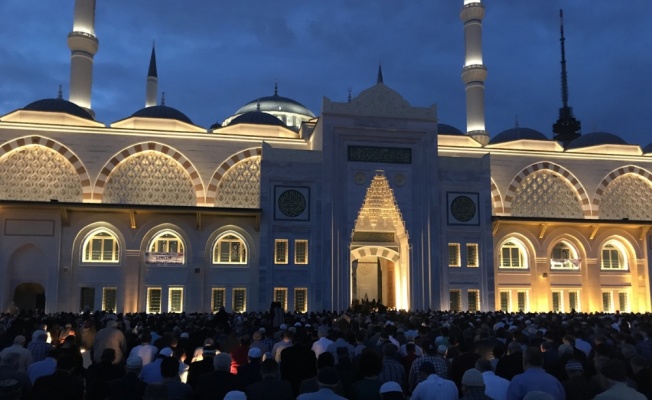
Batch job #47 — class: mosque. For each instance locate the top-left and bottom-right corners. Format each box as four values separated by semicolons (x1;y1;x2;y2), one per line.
1;0;651;315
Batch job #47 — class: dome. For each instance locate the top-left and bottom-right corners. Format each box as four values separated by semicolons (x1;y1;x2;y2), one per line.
235;93;315;118
438;123;464;135
489;127;548;145
131;105;193;125
643;142;652;154
566;131;627;150
23;98;94;120
228;111;287;127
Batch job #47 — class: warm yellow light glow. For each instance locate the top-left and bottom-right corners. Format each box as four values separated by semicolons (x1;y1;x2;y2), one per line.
465;58;483;66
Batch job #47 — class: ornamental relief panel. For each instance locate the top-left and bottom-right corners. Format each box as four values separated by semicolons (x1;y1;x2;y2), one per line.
511;170;583;218
0;145;82;202
600;174;652;220
103;151;195;206
215;156;261;208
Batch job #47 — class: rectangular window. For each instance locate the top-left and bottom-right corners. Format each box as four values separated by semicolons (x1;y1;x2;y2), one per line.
233;288;246;312
552;291;562;312
294;288;308;312
80;287;95;311
102;287;117;312
466;244;479;267
517;291;528;312
274;288;288;310
569;291;580;312
467;289;480;312
147;288;162;314
211;288;226;312
449;289;461;312
294;240;308;264
274;239;288;264
500;291;511;312
602;292;613;313
618;291;629;312
169;288;183;313
448;243;461;267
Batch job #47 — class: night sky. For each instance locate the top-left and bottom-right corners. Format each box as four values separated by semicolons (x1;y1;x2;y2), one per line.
1;1;651;146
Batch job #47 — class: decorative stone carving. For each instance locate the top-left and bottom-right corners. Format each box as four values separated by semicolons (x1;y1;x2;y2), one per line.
103;151;195;206
601;174;652;220
353;172;408;240
215;156;261;208
511;170;583;218
0;145;82;202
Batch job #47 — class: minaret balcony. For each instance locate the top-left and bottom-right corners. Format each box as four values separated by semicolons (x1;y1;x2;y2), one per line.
461;65;487;83
67;31;99;55
461;3;485;22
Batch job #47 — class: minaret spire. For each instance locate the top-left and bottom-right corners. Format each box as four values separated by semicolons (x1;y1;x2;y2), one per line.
146;42;158;107
67;0;98;117
460;0;489;145
552;9;581;144
377;65;384;84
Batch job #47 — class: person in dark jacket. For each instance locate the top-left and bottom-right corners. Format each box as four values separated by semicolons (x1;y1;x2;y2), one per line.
246;359;293;400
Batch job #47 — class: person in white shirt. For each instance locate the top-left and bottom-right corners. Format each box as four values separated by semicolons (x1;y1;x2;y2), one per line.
411;362;458;400
476;359;509;400
311;326;333;358
0;335;32;372
129;331;158;366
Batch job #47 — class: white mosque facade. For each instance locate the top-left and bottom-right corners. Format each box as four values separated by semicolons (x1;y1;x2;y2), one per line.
1;0;651;315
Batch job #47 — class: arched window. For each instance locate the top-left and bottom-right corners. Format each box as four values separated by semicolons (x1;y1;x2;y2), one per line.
82;229;119;263
601;241;628;270
550;242;580;270
499;240;527;269
213;233;247;264
146;231;185;265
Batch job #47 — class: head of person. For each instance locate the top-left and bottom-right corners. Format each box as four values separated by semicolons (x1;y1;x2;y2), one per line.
259;358;279;379
126;356;143;374
564;359;584;378
358;349;382;378
383;343;398;359
318;326;330;338
224;391;246;400
160;357;180;379
523;347;543;369
252;331;262;342
379;381;403;400
248;347;262;362
418;361;436;380
316;351;335;370
507;340;522;355
475;358;493;373
100;348;116;364
214;353;232;372
13;335;25;347
461;368;485;393
203;345;217;359
598;358;628;389
317;367;340;390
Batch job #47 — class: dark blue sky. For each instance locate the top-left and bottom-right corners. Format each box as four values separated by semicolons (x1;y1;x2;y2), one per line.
1;1;651;145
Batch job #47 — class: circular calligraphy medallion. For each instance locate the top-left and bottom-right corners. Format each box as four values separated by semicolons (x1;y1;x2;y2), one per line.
450;195;476;222
278;189;307;217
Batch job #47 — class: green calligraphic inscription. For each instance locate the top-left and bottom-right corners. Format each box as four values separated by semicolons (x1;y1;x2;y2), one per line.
352;232;395;242
348;146;412;164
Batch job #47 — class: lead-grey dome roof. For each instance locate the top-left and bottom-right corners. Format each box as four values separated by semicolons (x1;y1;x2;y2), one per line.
23;98;94;120
489;127;548;145
438;123;464;135
228;111;286;127
131;105;193;125
566;131;626;150
235;93;315;118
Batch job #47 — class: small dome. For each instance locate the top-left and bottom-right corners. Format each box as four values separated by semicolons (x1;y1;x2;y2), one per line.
228;111;286;127
236;94;315;118
489;127;548;145
131;105;193;125
23;98;93;120
642;142;652;154
438;123;464;135
566;131;626;150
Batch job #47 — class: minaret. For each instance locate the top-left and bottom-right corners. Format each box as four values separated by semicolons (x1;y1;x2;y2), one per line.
146;44;158;107
460;0;489;145
67;0;98;116
552;9;581;144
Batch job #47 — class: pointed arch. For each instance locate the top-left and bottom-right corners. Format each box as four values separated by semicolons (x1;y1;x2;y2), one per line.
206;147;262;207
593;165;652;218
93;142;204;203
490;178;504;215
0;135;92;200
503;161;590;217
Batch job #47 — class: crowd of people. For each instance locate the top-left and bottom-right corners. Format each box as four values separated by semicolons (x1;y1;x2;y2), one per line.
0;305;651;400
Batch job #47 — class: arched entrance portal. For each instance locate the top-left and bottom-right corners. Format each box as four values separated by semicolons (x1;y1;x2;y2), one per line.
351;247;403;308
13;283;45;311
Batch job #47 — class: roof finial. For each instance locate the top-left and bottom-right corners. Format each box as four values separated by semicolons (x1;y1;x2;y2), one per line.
377;64;384;84
348;87;352;102
148;41;158;78
57;84;63;99
161;91;166;106
552;9;581;144
274;80;278;96
515;115;519;128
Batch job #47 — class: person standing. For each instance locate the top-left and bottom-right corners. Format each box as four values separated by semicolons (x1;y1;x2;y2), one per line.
0;335;32;372
93;320;127;365
506;347;565;400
